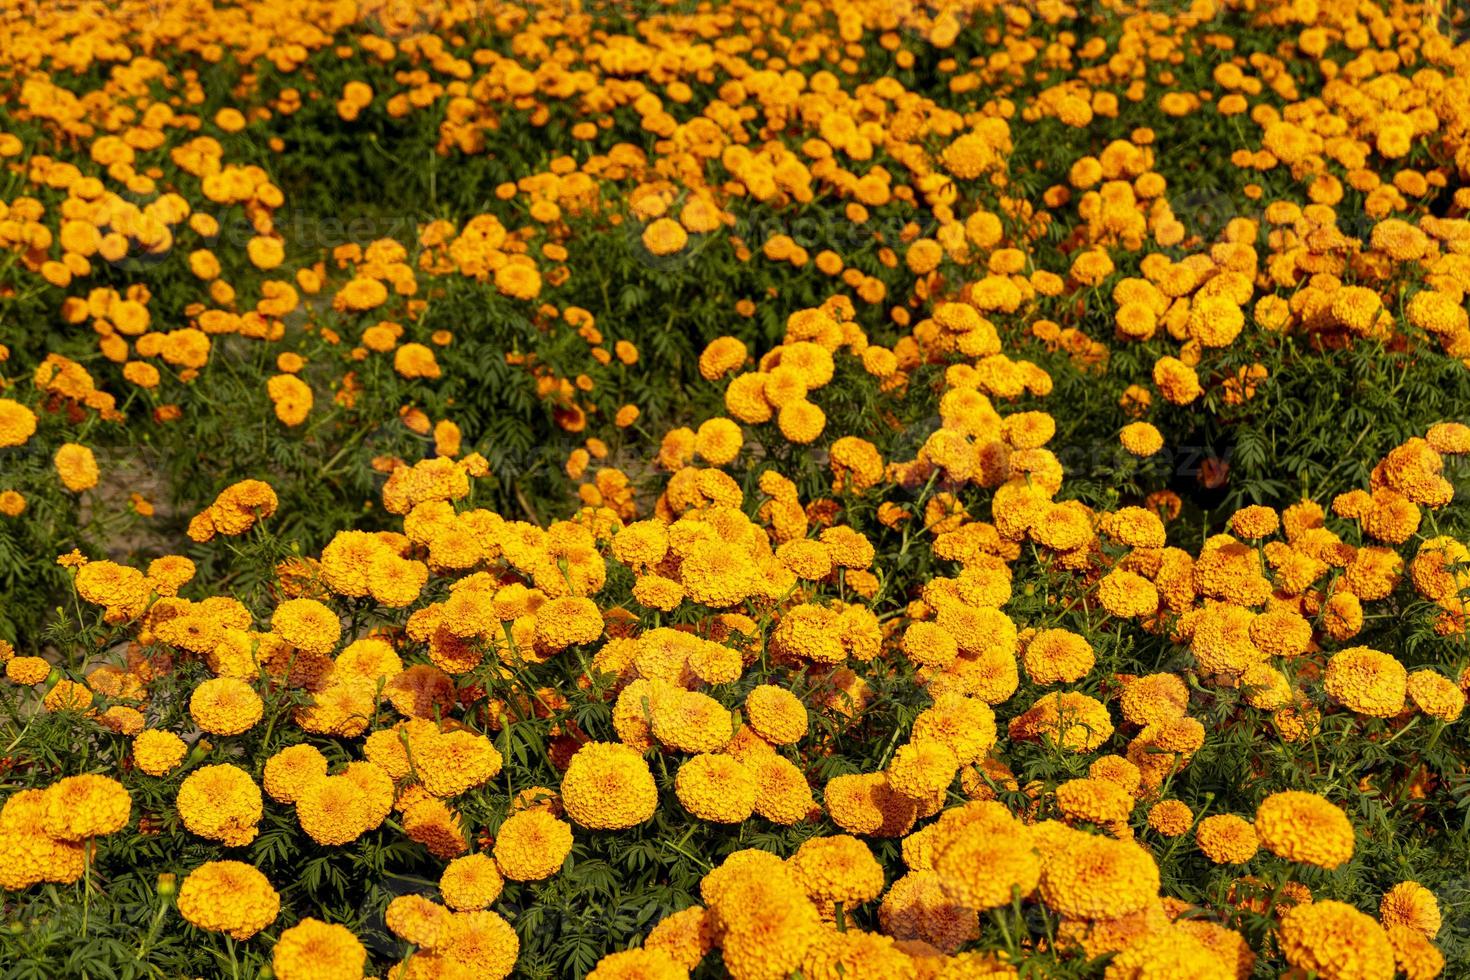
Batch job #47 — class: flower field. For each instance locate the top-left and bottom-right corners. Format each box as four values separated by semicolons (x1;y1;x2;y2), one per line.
3;0;1470;976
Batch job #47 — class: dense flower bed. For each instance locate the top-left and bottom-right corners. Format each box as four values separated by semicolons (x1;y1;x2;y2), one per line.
2;0;1470;976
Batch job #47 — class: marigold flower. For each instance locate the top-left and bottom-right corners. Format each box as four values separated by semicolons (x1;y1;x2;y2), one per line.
42;774;130;840
178;861;280;940
587;948;688;980
190;677;263;735
1254;791;1354;869
1119;421;1164;457
54;443;100;492
1278;900;1394;980
823;772;918;838
271;598;341;655
1147;799;1194;837
1040;833;1159;920
1380;881;1441;938
749;753;816;825
1324;646;1407;718
936;821;1042;911
263;744;328;803
0;398;38;447
386;894;449;949
886;739;959;800
177;764;262;847
1009;691;1114;752
7;656;50;685
133;729;187;776
493;808;573;881
1022;629;1095;685
439;852;505;909
788;834;885;916
1056;777;1134;826
1406;669;1465;722
1195;814;1259;864
561;741;658;830
272;918;367;980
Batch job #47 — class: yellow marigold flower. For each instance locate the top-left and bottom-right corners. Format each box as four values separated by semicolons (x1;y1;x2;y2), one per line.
1425;422;1470;454
437;852;504;910
902;621;959;669
778;399;826;444
680;540;758;608
495;262;542;301
263;744;329;804
1191;602;1266;676
297;775;372;847
1088;755;1142;796
189;677;263;736
418;729;503;798
0;489;24;517
1278;901;1394;980
1009;691;1114;752
423;908;519;979
43;678;91;712
694;417;743;466
710;867;823;980
402;795;468;859
133;729;187;777
1117;675;1187;728
1153;356;1202;405
1322;591;1364;641
1324;646;1407;717
587;949;688;980
42;774;130;840
936;822;1041;911
700;337;748;381
744;685;807;745
749;753;816;825
1406;669;1465;722
788;834;885;916
54;442;99;492
75;560;150;610
178;861;280;940
775;538;832;580
7;656;50;685
177;764;262;847
823;772;917;838
642;217;689;255
272;918;367;980
1056;777;1133;825
1105;926;1237;980
886;739;959;800
672;753;754;825
534;595;604;652
1380;881;1441;938
386;894;449;949
1254;791;1354;869
879;869;979;954
393;342;441;379
0;398;38;447
1023;629;1096;686
650;686;733;753
493;808;573;881
1147;799;1193;837
271;598;341;655
912;695;996;765
1386;924;1445;980
1119;421;1164;457
1195;814;1259;864
561;741;658;830
1039;834;1159;919
645;906;715;971
266;373;312;426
